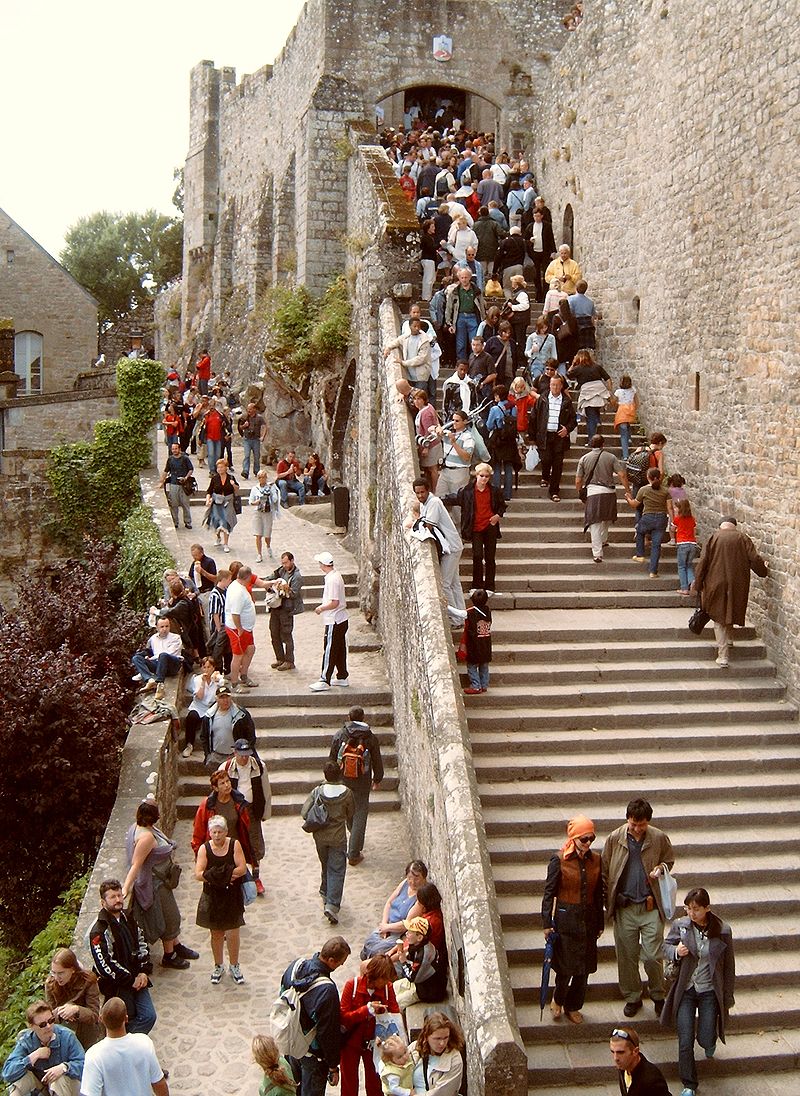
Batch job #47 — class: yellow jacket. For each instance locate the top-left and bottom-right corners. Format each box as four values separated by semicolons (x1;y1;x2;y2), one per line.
545;257;582;294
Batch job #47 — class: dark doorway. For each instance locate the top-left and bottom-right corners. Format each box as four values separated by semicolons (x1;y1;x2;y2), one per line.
562;203;574;251
403;87;467;130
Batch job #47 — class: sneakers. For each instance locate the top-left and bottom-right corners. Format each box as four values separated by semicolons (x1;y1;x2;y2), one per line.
161;951;190;970
323;907;339;924
631;555;646;563
174;942;199;960
310;679;331;691
680;1089;697;1096
233;682;249;694
229;964;245;985
210;964;225;984
277;662;295;671
239;676;260;687
716;656;729;668
255;554;263;563
271;661;283;669
131;673;143;682
222;544;231;553
332;677;349;687
154;683;165;700
181;743;194;758
268;549;274;559
649;572;659;578
255;877;265;896
623;1000;643;1017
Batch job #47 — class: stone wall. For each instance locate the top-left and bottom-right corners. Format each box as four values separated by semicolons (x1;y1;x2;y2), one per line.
98;300;156;365
372;300;527;1096
0;207;98;392
531;0;800;698
0;388;118;451
0;451;61;606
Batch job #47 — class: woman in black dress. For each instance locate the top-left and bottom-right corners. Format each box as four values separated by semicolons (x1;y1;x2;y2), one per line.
195;814;247;985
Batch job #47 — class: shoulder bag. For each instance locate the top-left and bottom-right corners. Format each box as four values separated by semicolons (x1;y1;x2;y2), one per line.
301;788;330;833
578;450;603;503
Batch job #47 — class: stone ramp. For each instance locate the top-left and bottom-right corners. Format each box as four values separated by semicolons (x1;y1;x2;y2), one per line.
455;413;800;1092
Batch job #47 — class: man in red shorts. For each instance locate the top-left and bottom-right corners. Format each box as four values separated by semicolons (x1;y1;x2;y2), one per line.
224;564;259;693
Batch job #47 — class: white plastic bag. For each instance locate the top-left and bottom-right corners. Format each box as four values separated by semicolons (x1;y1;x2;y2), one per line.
658;866;678;920
525;445;540;472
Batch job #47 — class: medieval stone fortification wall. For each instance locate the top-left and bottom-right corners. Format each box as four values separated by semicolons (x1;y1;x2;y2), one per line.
534;0;800;697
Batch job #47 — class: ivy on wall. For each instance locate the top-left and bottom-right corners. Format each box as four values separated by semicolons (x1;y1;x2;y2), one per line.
47;357;165;547
257;274;351;388
118;504;176;608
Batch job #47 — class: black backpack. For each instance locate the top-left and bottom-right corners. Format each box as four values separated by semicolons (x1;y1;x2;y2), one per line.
434;172;451;198
625;447;654;492
490;408;518;447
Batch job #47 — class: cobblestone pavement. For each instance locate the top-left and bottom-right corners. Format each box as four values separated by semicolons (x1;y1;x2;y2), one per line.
150;812;410;1095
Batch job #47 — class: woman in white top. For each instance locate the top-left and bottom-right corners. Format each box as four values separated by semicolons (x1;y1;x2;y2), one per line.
444;216;478;263
182;656;222;757
525;315;560;378
249;469;281;563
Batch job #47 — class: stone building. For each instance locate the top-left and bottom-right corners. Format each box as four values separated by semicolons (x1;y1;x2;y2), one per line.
0;206;98;394
179;0;567;340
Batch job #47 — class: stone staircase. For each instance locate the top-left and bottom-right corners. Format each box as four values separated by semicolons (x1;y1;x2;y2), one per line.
451;408;800;1091
175;570;400;821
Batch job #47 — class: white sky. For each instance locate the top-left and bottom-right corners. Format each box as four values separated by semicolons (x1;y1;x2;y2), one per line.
3;0;306;259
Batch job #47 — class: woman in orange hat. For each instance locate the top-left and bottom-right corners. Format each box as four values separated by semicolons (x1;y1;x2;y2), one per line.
541;814;604;1023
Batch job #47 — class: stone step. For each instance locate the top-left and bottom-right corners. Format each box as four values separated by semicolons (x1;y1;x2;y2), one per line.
473;745;800;784
480;638;766;662
483;621;756;643
482;797;800;835
492;858;800;897
472;720;797;758
464;677;787;709
470;591;696;609
509;949;800;1000
213;725;397;748
178;768;400;797
175;787;401;820
496;881;800;925
502;910;800;959
478;769;800;808
179;745;398;776
460;659;776;685
230;689;392;709
461;573;688;594
466;698;795;732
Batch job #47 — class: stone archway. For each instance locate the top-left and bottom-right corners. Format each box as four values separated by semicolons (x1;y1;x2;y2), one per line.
562;203;574;251
376;82;500;135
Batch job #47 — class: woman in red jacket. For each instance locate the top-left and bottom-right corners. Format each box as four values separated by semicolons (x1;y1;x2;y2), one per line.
340;955;399;1096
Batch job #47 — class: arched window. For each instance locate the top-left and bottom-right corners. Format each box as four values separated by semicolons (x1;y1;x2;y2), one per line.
562;204;574;251
14;330;43;394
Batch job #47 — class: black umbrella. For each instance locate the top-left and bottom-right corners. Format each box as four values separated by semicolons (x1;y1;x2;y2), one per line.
539;930;558;1020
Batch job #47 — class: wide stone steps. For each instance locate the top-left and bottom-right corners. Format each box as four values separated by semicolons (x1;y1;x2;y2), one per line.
459;658;777;685
466;698;795;731
464;676;786;707
481;637;767;663
175;788;400;820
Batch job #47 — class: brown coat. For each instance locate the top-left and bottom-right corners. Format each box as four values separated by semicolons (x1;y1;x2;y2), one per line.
694;527;767;626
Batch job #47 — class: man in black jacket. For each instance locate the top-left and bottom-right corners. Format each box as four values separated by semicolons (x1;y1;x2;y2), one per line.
529;373;577;503
89;880;156;1034
610;1027;671;1095
328;707;384;867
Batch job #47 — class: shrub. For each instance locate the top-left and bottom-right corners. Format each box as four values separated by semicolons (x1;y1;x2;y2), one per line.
0;873;89;1061
258;275;351;387
118;504;177;607
0;547;137;948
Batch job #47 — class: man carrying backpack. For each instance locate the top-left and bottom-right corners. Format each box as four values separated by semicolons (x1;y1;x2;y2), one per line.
328;707;384;868
274;937;351;1096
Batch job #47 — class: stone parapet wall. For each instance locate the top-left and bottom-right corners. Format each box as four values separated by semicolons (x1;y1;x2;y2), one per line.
533;0;800;699
0;388;118;450
373;300;527;1096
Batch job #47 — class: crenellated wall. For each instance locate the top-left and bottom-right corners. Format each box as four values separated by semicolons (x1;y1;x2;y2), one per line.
532;0;800;698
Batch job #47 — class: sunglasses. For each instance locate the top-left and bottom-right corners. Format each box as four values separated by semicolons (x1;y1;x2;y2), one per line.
35;1018;56;1028
610;1029;637;1045
577;834;596;844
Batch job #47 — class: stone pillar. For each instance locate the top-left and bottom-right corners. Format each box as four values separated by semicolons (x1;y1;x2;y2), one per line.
0;319;14;373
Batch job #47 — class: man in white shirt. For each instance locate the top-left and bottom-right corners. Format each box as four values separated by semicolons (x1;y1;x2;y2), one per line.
131;618;183;701
80;997;168;1096
224;565;259;692
310;552;350;691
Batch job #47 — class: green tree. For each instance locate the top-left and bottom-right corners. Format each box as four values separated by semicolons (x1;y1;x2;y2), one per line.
61;209;183;325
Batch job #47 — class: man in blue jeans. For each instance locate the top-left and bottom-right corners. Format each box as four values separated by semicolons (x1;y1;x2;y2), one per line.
280;937;350;1096
328;707;384;867
445;266;484;362
131;618;183;701
238;401;266;479
89;881;157;1035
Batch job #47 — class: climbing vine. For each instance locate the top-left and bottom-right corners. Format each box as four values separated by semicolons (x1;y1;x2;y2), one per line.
47;357;164;547
118;504;176;608
257;274;351;388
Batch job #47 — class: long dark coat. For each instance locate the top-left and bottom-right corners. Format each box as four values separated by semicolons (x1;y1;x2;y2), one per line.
541;850;604;978
660;911;735;1042
694;527;767;626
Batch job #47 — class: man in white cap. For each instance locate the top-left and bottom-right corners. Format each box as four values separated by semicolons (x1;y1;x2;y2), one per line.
310;552;349;691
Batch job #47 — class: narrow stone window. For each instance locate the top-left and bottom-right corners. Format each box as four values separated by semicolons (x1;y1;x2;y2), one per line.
632;295;640;323
694;371;700;411
6;249;13;264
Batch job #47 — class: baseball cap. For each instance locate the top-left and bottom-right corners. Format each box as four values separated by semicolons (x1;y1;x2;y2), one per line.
216;682;233;696
314;552;335;566
233;738;251;753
